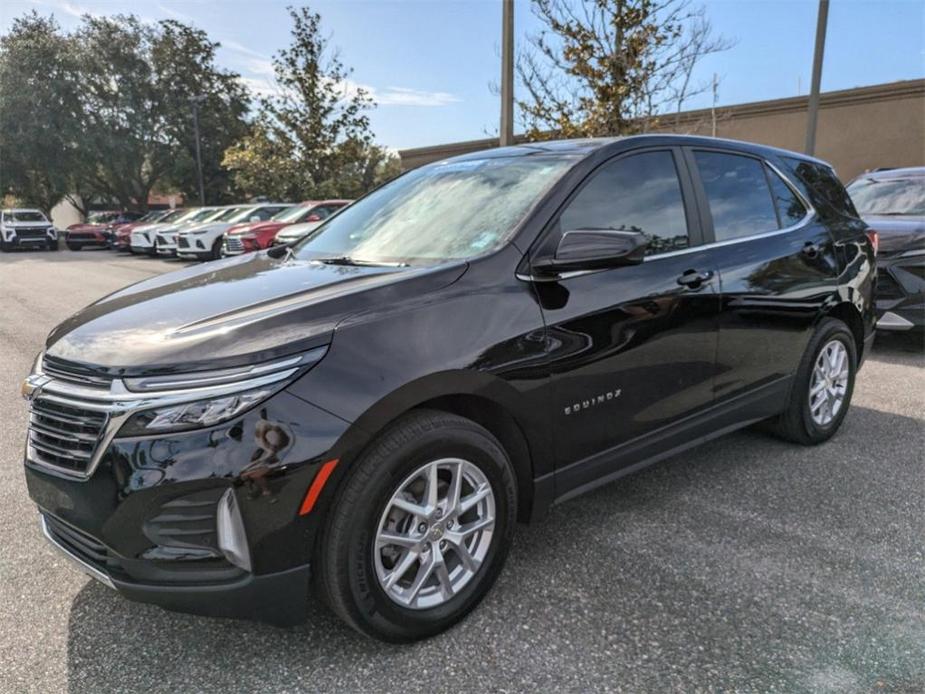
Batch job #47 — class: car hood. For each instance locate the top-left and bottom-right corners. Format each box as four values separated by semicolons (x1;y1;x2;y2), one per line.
864;215;925;256
6;220;51;228
45;252;468;376
67;223;104;232
181;222;232;235
228;221;287;235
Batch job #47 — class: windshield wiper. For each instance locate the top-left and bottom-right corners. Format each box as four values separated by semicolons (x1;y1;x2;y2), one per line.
315;255;409;268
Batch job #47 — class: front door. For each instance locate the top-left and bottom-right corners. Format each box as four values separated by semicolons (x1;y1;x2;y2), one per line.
527;148;720;484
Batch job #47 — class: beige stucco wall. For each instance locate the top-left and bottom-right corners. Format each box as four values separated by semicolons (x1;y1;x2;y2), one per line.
400;80;925;182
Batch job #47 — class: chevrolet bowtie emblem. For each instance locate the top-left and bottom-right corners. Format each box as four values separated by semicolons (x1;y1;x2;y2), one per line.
21;374;51;402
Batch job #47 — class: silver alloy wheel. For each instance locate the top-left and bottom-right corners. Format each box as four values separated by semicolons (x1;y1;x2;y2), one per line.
808;339;850;426
373;458;495;610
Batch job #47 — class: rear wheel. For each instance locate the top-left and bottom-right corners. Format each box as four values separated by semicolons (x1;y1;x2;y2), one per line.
316;409;517;642
768;318;857;445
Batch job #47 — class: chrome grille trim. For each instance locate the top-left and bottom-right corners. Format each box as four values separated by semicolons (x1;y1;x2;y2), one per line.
24;351;321;481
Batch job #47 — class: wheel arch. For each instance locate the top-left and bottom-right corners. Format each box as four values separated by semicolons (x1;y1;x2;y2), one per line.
823;301;865;361
332;372;548;524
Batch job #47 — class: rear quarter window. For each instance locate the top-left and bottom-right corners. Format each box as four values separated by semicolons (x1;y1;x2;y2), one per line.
782;157;859;218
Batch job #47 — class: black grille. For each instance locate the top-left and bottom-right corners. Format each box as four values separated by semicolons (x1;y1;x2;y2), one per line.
29;399;107;474
15;228;46;240
44;514;109;567
876;273;905;301
43;514;125;579
178;236;190;248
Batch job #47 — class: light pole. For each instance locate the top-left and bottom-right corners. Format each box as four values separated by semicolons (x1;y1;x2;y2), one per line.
805;0;829;156
500;0;514;146
189;94;207;205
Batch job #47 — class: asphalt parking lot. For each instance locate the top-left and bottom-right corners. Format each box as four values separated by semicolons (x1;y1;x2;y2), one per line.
1;249;923;693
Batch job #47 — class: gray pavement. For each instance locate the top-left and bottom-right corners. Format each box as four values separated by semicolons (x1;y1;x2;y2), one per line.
1;249;923;693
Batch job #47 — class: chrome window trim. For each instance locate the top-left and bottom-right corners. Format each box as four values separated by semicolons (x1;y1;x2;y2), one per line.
517;157;816;282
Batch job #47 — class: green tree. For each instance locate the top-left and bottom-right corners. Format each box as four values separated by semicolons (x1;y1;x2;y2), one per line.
0;12;250;215
517;0;732;139
0;12;84;215
224;6;385;200
74;15;250;210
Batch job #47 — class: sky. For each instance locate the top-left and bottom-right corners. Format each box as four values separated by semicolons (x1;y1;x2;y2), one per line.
2;0;923;151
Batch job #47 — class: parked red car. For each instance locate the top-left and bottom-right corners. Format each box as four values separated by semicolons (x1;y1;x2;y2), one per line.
65;211;144;250
222;200;350;255
111;209;178;251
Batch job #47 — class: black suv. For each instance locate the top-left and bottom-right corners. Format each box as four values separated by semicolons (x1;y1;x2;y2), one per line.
22;135;875;642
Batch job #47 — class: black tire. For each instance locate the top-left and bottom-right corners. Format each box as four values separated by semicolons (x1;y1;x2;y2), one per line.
210;237;223;260
46;239;59;251
0;239;9;252
316;409;517;642
66;241;82;251
768;318;857;445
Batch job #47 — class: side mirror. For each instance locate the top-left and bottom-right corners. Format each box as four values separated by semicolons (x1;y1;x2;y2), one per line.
305;214;321;222
533;228;648;274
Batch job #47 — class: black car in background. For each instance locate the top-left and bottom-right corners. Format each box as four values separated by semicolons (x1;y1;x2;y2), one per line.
847;166;925;332
22;135;875;642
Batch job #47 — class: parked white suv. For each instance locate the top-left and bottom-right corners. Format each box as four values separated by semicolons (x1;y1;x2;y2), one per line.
152;207;227;257
176;203;291;261
131;208;214;256
1;208;57;252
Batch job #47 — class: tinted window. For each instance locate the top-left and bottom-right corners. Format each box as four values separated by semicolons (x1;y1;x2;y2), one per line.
766;166;807;226
559;151;689;256
783;157;858;218
695;151;778;241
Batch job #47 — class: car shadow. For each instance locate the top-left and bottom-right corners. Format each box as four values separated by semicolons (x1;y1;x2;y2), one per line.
64;404;925;692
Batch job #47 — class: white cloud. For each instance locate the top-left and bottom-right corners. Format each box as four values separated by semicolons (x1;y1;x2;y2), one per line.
374;86;461;107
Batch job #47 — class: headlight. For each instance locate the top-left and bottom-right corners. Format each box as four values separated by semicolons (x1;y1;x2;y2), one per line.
119;386;277;436
113;347;327;435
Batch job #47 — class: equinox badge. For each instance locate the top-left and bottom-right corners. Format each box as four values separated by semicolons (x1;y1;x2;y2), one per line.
564;389;622;416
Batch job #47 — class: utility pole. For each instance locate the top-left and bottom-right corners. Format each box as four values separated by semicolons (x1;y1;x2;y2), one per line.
805;0;829;156
500;0;514;146
189;94;207;205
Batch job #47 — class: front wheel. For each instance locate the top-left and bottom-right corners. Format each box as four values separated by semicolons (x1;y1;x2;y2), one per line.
316;409;517;642
769;318;857;445
66;241;82;251
46;239;59;251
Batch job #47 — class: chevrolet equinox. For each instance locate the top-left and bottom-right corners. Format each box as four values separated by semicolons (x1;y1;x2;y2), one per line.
22;135;876;642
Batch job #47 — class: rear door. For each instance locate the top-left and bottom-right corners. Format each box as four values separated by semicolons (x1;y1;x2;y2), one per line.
528;147;721;478
684;147;841;405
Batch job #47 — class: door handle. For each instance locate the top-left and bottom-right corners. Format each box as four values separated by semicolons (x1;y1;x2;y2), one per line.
802;241;821;258
676;269;714;289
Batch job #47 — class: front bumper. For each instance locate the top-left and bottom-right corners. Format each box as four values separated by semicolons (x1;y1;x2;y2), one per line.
155;233;178;255
875;252;925;331
40;512;312;625
25;384;351;625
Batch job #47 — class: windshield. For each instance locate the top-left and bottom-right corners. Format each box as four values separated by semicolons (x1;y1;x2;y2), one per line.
3;210;47;222
848;176;925;216
293;156;575;264
88;212;119;224
228;207;262;223
210;206;250;223
273;205;313;223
